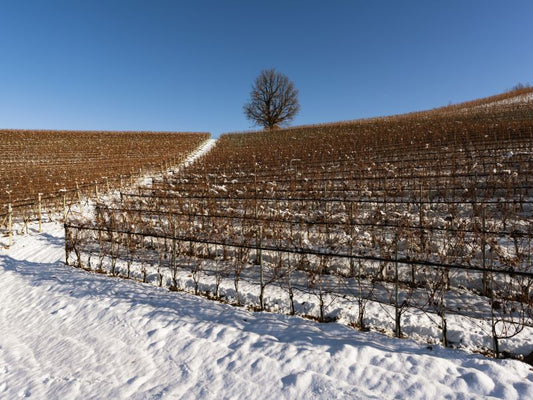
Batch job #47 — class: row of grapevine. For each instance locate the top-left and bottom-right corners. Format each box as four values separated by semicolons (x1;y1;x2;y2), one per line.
65;89;533;356
0;130;209;244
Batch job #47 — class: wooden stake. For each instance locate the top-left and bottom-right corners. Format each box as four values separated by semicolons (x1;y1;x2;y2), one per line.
62;192;67;221
38;193;42;233
481;204;488;296
76;182;82;202
257;226;264;310
65;224;70;266
7;203;13;247
394;241;401;338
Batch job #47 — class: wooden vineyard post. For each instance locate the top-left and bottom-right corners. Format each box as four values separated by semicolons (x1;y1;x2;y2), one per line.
481;204;488;296
94;182;99;199
22;209;29;235
394;241;401;338
7;203;13;247
64;224;70;266
441;288;448;347
186;213;192;256
257;225;264;310
349;201;355;277
171;219;178;289
489;253;499;358
76;182;82;203
62;190;67;222
38;193;42;233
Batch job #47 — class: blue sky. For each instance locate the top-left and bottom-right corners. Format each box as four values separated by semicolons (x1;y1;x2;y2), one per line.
1;1;532;137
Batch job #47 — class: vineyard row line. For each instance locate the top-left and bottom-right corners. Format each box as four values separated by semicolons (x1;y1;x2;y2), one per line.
64;223;533;279
95;206;533;237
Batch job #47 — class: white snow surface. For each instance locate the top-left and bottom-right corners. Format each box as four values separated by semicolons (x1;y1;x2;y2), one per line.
455;92;533;114
1;222;533;399
137;138;217;187
182;138;217;168
477;92;533;107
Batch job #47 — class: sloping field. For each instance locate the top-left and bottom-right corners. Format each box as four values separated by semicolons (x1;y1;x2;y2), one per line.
189;87;533;178
0;130;209;223
2;89;533;398
67;89;533;356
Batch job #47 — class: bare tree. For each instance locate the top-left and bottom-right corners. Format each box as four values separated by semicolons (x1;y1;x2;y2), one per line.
510;82;531;91
243;69;300;130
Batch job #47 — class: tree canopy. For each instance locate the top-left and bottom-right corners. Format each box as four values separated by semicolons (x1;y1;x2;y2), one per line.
243;69;300;130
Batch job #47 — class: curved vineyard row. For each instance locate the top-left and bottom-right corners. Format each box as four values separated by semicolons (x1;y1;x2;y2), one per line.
0;130;209;242
66;89;533;356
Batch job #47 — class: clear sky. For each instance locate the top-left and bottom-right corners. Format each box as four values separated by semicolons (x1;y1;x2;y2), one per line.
1;1;532;137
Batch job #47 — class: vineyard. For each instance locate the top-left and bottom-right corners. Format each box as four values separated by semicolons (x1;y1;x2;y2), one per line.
0;130;209;243
62;88;533;357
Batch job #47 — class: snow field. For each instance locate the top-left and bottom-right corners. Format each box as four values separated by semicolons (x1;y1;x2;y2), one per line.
1;221;533;399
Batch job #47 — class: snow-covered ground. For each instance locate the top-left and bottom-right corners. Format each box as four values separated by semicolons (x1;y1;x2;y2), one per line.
137;138;217;187
182;138;217;168
452;91;533;115
474;91;533;108
1;221;533;399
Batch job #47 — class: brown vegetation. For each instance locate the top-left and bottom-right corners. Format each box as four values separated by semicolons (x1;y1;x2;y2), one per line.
0;130;209;221
64;88;533;356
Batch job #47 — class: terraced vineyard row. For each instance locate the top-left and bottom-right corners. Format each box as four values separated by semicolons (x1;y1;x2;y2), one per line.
0;130;209;241
66;89;533;356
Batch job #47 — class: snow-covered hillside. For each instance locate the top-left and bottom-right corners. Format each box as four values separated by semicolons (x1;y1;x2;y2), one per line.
1;222;532;399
